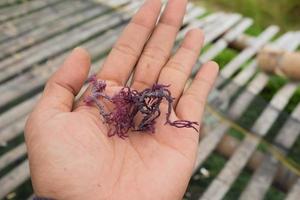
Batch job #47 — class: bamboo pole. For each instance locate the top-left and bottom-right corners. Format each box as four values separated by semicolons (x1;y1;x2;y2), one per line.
257;48;300;80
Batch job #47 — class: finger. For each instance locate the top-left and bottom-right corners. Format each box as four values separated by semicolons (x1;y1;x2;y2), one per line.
97;0;162;86
38;47;91;113
158;29;204;105
131;0;188;90
176;61;219;122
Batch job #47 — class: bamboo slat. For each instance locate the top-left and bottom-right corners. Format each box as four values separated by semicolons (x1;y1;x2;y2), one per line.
193;33;297;174
0;0;61;22
0;143;27;171
286;178;300;200
0;0;93;44
0;160;30;199
240;103;300;199
228;33;300;119
216;26;279;87
0;2;136;82
0;117;27;146
0;3;118;58
0;0;27;7
214;33;293;107
199;37;300;200
275;103;300;150
0;95;39;129
192;18;253;76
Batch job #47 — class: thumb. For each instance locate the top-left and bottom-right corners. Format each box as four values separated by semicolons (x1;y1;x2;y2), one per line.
38;47;91;113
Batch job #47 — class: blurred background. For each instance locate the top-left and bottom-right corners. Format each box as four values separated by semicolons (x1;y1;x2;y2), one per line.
0;0;300;199
186;0;300;200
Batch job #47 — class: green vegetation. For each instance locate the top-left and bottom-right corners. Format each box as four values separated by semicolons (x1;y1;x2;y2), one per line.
4;180;33;200
213;48;238;69
223;169;252;200
184;152;227;199
228;128;244;140
260;76;288;102
194;0;300;32
286;88;300;114
265;186;286;200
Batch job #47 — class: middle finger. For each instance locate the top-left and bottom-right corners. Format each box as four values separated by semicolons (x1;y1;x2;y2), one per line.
131;0;188;90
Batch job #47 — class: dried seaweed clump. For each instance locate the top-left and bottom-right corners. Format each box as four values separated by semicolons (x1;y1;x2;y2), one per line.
84;75;199;138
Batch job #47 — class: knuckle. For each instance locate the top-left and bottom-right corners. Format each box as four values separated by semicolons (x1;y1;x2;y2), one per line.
48;79;76;96
113;42;139;58
158;21;179;30
131;21;154;31
195;76;214;89
133;78;151;89
142;45;169;61
180;46;199;57
183;92;206;106
107;76;124;86
163;60;189;77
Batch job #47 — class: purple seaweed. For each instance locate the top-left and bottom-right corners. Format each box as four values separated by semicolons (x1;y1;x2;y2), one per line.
84;75;199;138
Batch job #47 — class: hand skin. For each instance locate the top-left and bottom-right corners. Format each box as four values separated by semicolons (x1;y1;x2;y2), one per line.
25;0;219;199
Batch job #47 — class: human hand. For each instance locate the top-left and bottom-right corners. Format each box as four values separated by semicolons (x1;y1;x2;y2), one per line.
25;0;219;199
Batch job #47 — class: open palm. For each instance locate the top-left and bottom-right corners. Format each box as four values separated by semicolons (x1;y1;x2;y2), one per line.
25;0;218;199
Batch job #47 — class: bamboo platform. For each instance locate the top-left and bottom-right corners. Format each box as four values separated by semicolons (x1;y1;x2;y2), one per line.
0;0;299;199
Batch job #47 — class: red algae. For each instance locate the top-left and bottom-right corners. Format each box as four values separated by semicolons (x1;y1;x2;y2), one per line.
84;75;199;139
